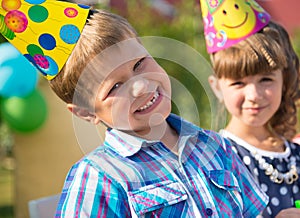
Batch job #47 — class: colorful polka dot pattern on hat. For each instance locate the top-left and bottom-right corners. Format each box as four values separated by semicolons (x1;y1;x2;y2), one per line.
0;0;90;80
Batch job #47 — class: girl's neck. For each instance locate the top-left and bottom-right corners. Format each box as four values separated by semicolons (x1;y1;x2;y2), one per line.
225;121;285;152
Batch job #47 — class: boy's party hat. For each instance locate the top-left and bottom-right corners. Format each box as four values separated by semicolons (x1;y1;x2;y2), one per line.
0;0;90;80
200;0;271;53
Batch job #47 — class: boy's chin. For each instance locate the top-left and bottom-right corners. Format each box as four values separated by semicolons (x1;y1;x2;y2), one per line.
148;113;167;126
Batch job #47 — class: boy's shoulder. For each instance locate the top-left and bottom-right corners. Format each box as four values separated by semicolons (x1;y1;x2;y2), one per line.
68;143;139;184
74;145;112;171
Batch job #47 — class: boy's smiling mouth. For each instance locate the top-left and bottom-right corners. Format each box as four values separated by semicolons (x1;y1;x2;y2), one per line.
136;90;160;113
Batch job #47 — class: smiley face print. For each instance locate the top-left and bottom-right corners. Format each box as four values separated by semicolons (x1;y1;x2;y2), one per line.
200;0;270;53
212;0;256;39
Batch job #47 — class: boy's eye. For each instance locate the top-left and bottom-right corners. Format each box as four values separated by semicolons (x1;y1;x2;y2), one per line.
133;57;145;71
230;81;244;87
107;82;122;96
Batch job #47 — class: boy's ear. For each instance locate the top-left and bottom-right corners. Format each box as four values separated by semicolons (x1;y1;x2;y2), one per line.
208;75;223;102
67;104;102;125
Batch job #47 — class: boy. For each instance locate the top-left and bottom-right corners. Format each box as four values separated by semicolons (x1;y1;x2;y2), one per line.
50;9;268;217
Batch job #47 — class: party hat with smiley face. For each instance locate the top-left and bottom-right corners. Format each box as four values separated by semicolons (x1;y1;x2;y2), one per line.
199;0;271;53
0;0;90;80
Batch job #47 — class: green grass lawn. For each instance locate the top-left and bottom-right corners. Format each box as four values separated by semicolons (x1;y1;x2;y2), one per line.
0;158;14;218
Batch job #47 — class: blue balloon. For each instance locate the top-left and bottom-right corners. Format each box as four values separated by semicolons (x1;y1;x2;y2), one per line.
0;43;39;97
0;42;20;64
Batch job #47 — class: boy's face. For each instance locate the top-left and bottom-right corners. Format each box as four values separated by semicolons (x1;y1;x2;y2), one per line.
90;39;172;136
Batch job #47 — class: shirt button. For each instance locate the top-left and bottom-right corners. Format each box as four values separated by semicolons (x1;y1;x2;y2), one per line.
206;208;213;216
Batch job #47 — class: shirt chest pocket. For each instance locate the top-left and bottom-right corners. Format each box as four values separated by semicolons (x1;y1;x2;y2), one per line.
209;170;243;213
128;180;188;217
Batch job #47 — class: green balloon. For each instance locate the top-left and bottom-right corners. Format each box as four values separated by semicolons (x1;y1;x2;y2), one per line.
1;89;48;133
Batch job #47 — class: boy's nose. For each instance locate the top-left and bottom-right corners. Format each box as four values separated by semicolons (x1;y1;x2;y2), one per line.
131;78;149;97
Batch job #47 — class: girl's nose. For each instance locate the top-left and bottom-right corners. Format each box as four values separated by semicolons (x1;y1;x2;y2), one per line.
131;78;149;97
245;84;263;101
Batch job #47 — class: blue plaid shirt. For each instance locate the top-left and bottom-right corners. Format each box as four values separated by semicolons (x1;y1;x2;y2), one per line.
56;114;268;217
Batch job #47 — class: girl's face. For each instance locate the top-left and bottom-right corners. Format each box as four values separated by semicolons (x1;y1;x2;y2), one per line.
211;69;283;128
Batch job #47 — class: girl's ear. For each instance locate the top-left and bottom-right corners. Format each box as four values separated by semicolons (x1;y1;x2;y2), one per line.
208;75;223;102
67;104;102;125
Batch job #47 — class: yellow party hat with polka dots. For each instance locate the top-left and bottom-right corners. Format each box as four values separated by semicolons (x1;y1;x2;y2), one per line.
199;0;270;53
0;0;90;80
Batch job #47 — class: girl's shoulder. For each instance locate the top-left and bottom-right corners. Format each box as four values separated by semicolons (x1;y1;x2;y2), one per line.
287;140;300;153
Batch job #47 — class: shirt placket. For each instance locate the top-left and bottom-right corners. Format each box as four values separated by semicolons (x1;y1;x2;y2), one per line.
179;137;219;218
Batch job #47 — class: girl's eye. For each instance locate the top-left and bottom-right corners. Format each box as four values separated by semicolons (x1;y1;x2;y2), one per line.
107;82;122;96
261;77;273;82
133;57;145;71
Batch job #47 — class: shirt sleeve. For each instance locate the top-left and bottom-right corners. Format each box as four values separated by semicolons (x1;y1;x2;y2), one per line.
222;137;269;217
55;160;132;218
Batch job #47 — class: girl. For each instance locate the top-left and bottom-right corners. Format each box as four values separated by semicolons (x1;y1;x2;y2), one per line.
209;20;300;218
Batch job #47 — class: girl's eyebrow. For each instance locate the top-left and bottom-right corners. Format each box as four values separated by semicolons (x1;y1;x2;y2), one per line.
263;72;274;75
263;70;280;76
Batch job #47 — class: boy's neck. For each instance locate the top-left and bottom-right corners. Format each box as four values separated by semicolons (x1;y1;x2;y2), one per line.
126;121;179;155
161;123;179;155
145;121;179;155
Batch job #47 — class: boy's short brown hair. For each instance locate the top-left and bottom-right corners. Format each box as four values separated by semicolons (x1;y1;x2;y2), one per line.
49;10;138;108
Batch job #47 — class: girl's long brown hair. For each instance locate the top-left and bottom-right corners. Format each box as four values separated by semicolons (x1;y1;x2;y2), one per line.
210;21;300;140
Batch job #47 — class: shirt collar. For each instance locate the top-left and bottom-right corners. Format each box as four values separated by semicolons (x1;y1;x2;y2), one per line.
104;113;200;157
